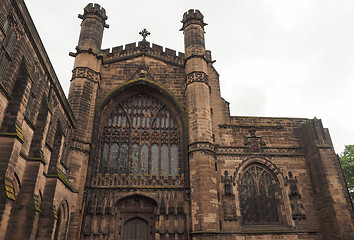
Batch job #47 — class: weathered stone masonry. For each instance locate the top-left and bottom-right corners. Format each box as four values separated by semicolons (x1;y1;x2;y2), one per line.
0;1;353;240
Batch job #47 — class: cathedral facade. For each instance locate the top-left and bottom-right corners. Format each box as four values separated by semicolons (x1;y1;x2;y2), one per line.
0;1;353;239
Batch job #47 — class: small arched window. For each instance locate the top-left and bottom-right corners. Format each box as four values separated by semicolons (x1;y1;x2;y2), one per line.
25;70;39;120
54;202;69;240
240;164;279;224
99;94;180;177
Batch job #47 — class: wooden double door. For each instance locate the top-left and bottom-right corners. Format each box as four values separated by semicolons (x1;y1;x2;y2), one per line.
117;195;156;240
123;217;149;240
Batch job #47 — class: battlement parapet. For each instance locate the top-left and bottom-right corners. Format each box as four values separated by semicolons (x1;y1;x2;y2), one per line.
102;41;185;66
79;3;108;22
181;9;207;30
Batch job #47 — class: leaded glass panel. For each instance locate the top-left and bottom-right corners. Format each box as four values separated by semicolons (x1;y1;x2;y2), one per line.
131;143;139;176
99;143;108;173
171;144;178;177
141;144;148;175
120;143;129;174
151;144;159;176
110;143;118;173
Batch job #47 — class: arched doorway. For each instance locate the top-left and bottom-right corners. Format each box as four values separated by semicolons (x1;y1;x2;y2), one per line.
123;217;149;240
116;195;157;240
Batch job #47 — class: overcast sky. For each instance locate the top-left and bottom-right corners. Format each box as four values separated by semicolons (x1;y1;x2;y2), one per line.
24;0;354;154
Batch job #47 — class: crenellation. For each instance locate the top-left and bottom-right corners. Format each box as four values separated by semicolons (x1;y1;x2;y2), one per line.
102;42;185;66
124;42;137;51
165;47;176;56
111;45;123;54
80;3;107;21
101;48;110;55
152;43;163;52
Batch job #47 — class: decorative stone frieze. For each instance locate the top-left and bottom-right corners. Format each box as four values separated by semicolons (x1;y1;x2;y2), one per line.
71;67;100;82
186;71;209;86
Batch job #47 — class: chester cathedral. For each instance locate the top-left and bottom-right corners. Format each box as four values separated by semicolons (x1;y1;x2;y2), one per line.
0;0;353;239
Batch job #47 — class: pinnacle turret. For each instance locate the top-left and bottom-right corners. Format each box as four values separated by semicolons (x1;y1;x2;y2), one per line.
75;3;108;54
78;3;108;23
181;9;207;31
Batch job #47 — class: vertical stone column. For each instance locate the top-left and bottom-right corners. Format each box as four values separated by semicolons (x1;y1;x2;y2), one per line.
181;9;219;237
66;4;108;239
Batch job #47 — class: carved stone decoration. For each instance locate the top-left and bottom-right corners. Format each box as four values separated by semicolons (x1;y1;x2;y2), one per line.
221;171;237;221
186;71;209;86
128;66;155;81
71;67;100;82
188;141;215;154
287;171;306;220
243;128;266;153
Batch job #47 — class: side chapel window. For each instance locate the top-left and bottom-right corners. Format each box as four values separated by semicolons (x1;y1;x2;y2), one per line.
24;62;39;120
0;15;17;81
240;164;280;224
99;94;180;177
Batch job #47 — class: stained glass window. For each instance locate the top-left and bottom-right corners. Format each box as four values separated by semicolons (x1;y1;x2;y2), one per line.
25;72;38;119
0;21;17;81
240;164;279;224
99;94;180;177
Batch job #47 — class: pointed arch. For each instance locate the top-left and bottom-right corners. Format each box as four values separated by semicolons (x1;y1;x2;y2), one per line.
53;200;69;240
90;78;188;184
115;194;157;239
123;217;149;240
239;163;280;224
234;156;286;187
235;157;290;225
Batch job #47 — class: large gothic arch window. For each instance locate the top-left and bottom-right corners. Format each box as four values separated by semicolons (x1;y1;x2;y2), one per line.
240;164;280;224
99;93;180;177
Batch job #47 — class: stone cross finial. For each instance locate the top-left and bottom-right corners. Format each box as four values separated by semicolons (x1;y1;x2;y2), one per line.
139;29;150;41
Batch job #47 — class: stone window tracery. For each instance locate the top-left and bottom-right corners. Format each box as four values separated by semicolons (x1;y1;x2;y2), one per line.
240;164;279;224
99;94;180;177
24;64;39;120
0;15;17;81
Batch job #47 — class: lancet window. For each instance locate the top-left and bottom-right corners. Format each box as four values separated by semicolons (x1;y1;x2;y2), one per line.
0;15;17;81
99;94;180;177
240;164;279;224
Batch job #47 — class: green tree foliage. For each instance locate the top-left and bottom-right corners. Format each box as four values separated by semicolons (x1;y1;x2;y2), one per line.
340;145;354;204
